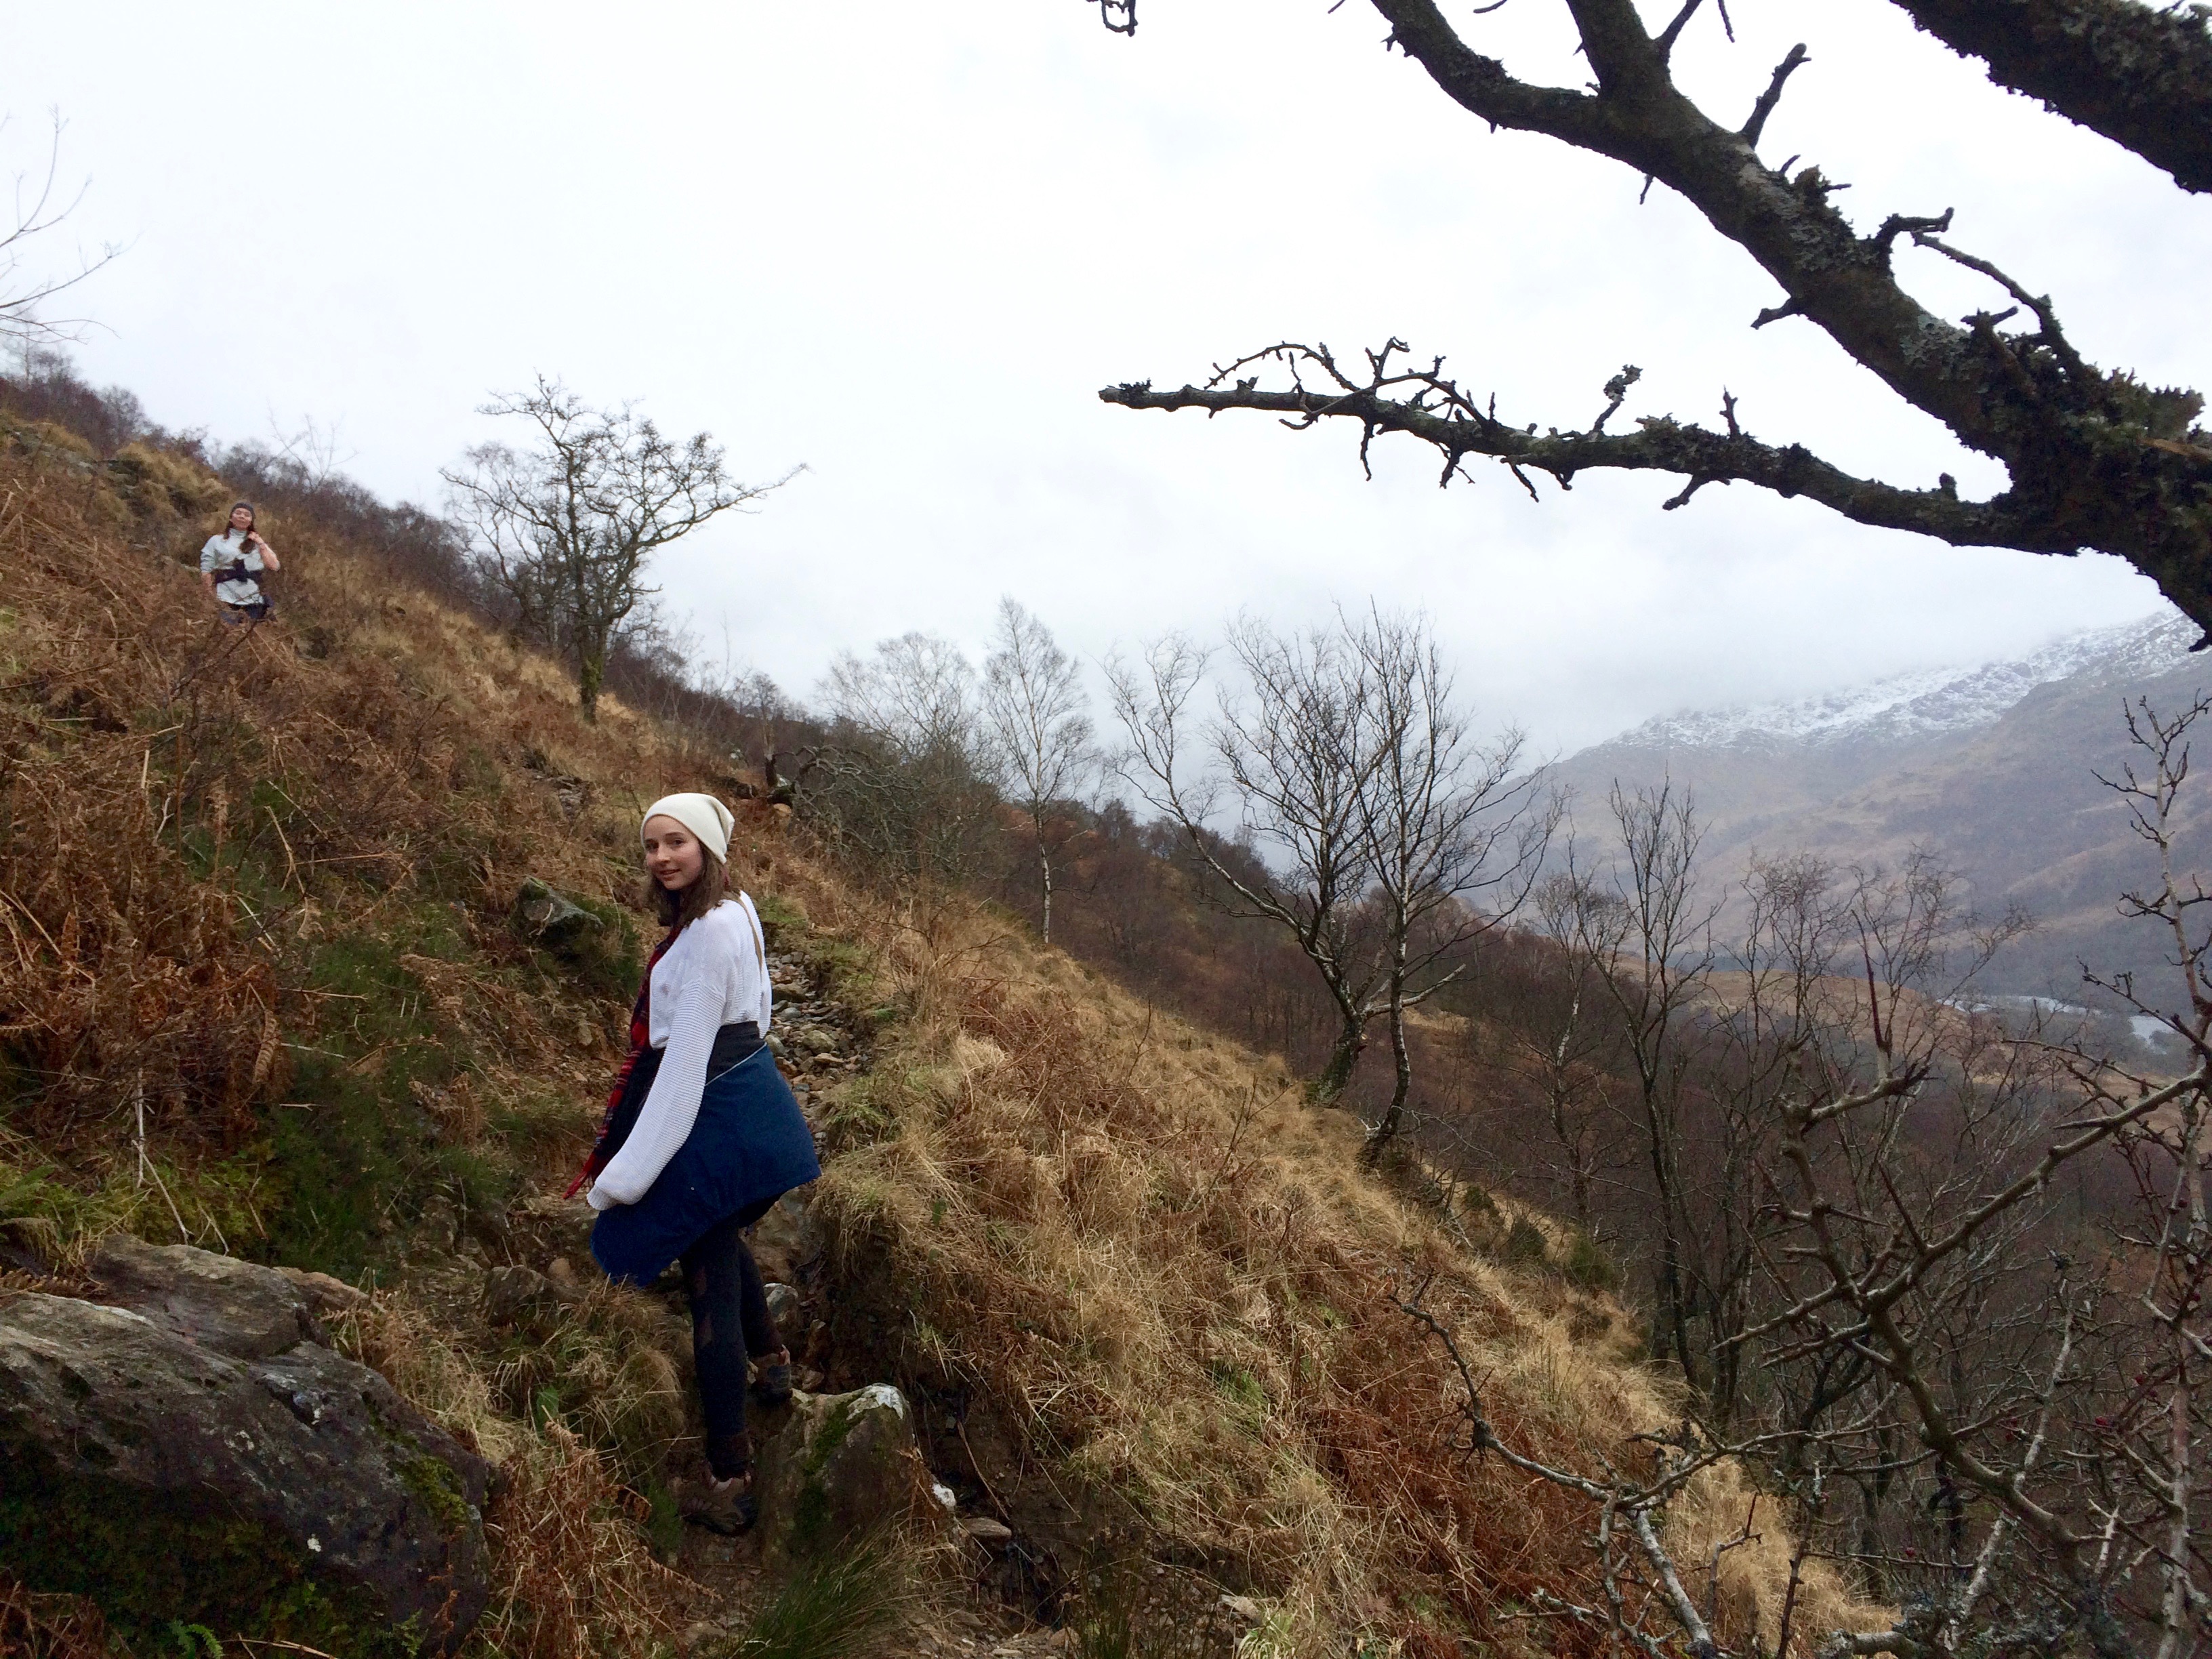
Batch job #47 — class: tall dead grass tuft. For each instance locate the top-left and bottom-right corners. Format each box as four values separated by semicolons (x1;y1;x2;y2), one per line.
0;1574;117;1659
477;1420;687;1659
489;1280;689;1475
332;1290;688;1657
706;1532;932;1659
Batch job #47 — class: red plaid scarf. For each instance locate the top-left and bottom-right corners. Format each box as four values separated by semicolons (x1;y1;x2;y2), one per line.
564;927;678;1199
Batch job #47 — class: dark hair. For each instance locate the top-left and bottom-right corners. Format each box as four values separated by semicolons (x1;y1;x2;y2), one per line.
228;501;257;542
653;846;729;931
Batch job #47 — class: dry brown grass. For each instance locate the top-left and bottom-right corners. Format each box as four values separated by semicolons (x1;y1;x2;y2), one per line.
0;426;708;1651
0;420;721;1231
0;419;1885;1655
734;866;1883;1656
0;1574;117;1659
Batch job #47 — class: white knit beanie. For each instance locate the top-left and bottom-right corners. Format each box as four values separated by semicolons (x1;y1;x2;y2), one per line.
640;793;735;862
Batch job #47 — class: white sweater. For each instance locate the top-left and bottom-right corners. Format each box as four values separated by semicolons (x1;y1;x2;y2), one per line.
588;895;772;1210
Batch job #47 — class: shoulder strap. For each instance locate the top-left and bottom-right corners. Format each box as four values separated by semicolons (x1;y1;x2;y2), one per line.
739;895;766;972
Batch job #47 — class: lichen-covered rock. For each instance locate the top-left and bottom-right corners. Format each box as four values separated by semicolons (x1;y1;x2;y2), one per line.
0;1237;490;1654
88;1233;325;1359
513;876;602;951
754;1383;946;1564
280;1263;373;1318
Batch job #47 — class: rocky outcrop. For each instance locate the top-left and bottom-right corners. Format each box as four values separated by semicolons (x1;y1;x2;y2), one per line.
513;876;602;953
0;1235;490;1655
754;1383;946;1566
750;1191;826;1284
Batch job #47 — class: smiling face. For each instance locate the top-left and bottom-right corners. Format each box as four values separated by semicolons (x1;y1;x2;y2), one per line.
229;505;253;534
642;815;706;892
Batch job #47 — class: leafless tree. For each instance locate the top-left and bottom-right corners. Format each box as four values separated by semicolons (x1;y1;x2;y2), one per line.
826;631;989;767
442;375;793;720
1568;781;1724;1387
1348;608;1553;1164
982;598;1095;943
265;412;356;494
1086;3;2212;641
1110;623;1378;1100
1374;677;2212;1656
1;113;120;350
1110;610;1549;1153
1473;872;1629;1233
812;632;1005;886
1405;815;2205;1655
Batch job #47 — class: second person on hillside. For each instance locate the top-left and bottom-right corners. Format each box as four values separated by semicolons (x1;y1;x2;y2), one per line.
200;501;279;623
569;792;821;1532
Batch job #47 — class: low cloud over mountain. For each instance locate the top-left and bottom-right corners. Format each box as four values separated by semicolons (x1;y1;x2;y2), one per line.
1551;612;2212;1000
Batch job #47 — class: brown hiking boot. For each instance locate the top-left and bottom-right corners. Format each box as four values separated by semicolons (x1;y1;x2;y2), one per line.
672;1472;757;1534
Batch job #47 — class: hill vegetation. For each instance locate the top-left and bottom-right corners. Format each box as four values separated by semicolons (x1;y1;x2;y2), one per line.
0;388;1870;1653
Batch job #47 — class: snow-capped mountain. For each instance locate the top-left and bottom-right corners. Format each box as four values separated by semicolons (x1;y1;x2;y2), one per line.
1610;613;2198;755
1551;609;2212;998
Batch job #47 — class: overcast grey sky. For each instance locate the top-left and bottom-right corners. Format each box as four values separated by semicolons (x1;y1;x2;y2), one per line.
5;1;2205;753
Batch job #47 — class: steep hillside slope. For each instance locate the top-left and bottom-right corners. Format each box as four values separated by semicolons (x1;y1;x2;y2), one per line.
0;420;1870;1656
1551;613;2212;996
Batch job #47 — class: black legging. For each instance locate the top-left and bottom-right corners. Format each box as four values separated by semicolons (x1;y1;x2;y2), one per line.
680;1208;783;1479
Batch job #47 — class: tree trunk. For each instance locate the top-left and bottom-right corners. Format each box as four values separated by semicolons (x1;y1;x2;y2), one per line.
1640;1085;1699;1391
1547;1074;1593;1230
1036;818;1053;944
577;636;605;723
1309;1018;1366;1105
1359;995;1413;1170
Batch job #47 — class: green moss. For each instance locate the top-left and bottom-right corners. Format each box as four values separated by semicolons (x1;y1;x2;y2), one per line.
641;1477;684;1563
803;1399;859;1477
560;894;642;999
0;1447;415;1656
0;1148;272;1267
753;893;807;945
784;1398;865;1559
400;1455;471;1538
262;930;467;1276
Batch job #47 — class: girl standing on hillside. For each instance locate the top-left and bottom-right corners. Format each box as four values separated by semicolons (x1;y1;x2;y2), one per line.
199;502;280;623
569;793;821;1532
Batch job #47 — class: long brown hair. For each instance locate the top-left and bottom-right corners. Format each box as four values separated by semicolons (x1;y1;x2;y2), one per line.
228;501;257;545
653;847;729;932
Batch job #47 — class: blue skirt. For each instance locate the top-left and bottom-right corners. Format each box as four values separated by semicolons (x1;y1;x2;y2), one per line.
590;1045;821;1287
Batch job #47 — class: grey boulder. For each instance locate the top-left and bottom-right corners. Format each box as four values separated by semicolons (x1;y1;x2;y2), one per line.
0;1236;490;1655
513;877;602;951
754;1382;947;1565
763;1280;802;1328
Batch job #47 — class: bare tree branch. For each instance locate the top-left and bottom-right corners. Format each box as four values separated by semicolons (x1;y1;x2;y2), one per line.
0;112;122;348
1095;2;2212;636
1889;0;2212;195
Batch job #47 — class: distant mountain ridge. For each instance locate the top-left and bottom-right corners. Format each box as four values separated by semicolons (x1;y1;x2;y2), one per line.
1610;613;2200;755
1551;611;2212;998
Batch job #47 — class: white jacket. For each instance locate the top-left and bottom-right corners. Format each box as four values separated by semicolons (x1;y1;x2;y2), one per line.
588;895;771;1210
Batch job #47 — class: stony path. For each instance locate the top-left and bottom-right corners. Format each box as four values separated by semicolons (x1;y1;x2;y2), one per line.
656;949;1079;1656
764;947;865;1141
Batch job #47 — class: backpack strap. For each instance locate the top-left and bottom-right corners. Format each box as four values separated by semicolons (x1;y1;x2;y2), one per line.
740;894;767;972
